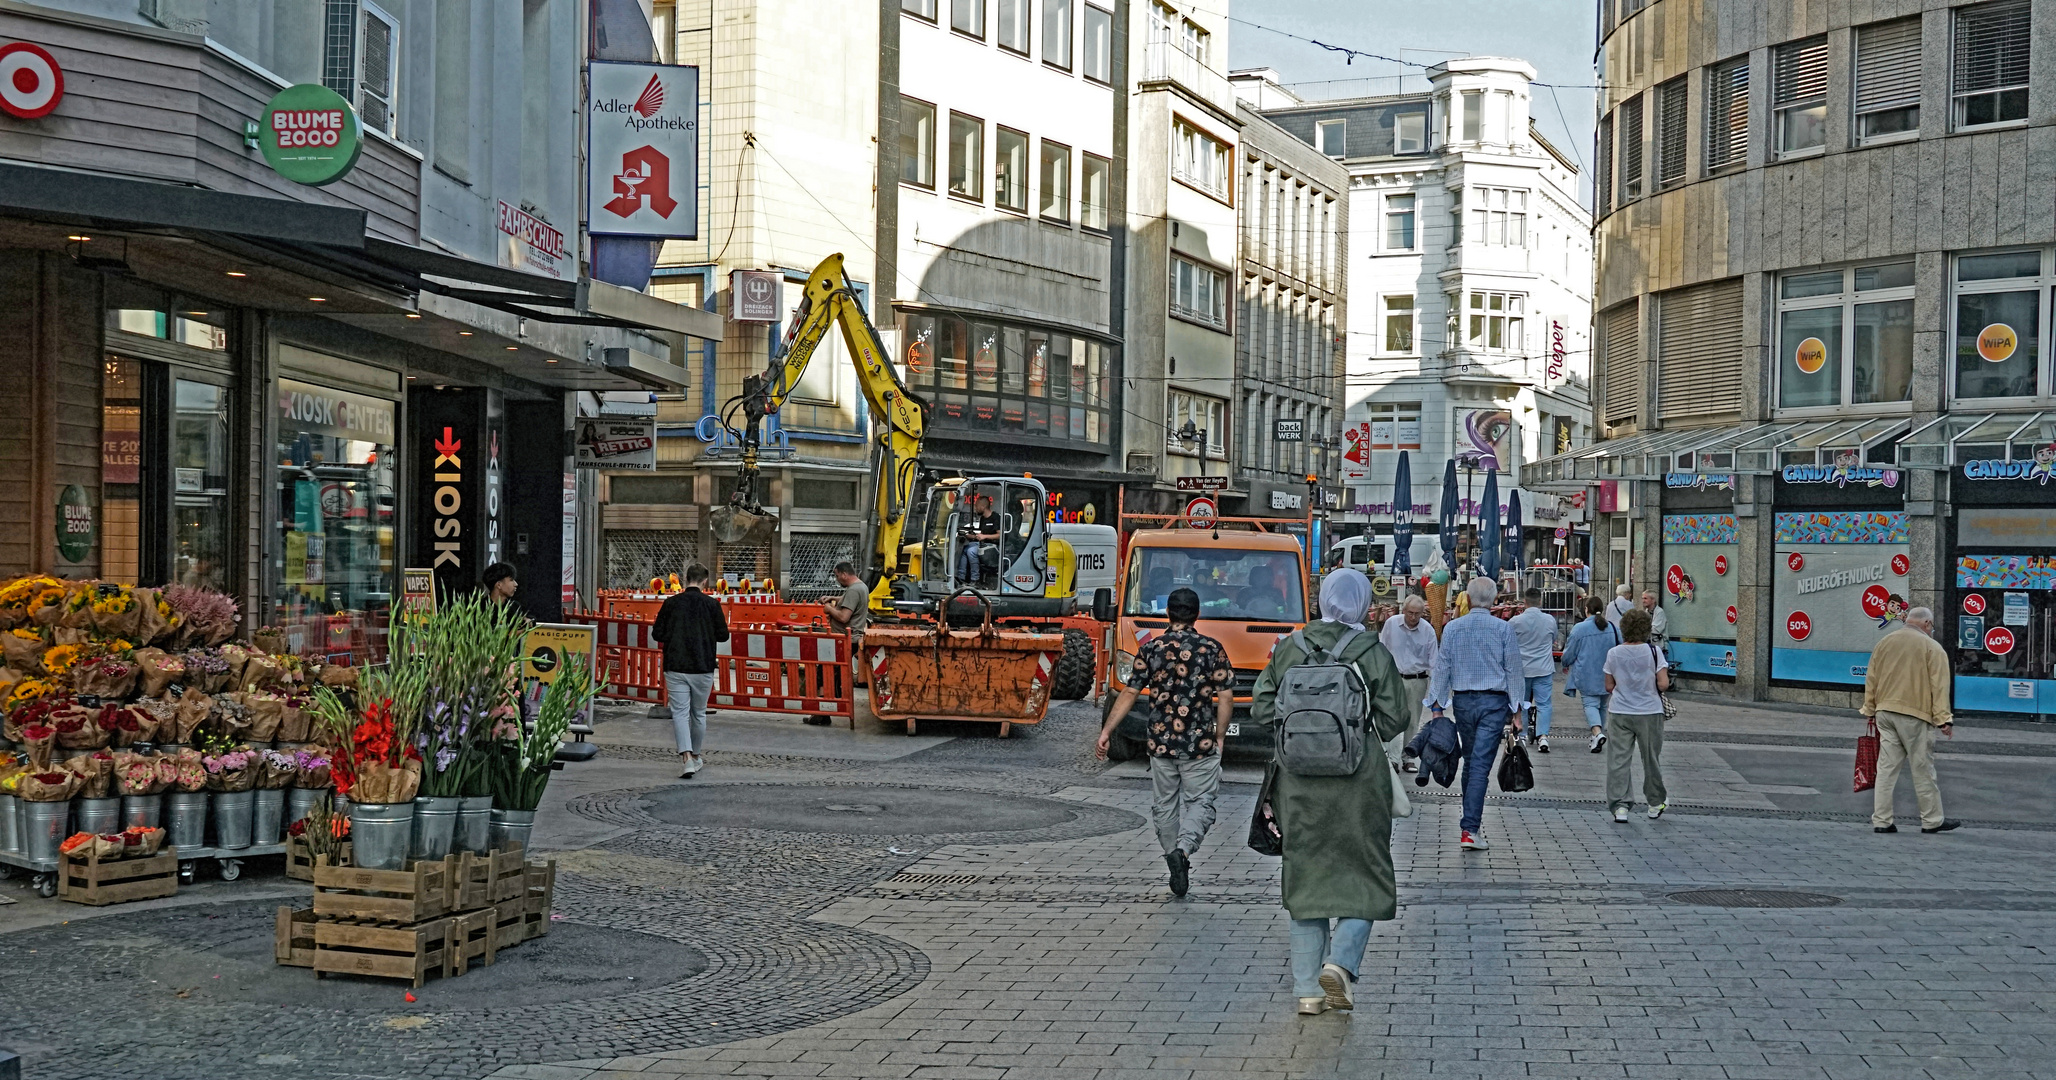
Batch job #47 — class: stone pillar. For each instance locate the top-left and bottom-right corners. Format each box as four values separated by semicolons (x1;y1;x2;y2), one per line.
1733;472;1776;703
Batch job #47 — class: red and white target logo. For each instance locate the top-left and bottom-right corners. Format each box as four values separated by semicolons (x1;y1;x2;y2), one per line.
1726;605;1738;625
1786;611;1812;640
1787;552;1805;572
1964;593;1989;616
0;42;63;120
1986;626;2016;655
1890;553;1910;576
1714;554;1729;576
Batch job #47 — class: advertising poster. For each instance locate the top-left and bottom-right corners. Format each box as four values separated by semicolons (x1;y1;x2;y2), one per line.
1660;515;1738;677
1456;408;1513;473
573;418;657;471
522;622;599;727
1770;512;1912;686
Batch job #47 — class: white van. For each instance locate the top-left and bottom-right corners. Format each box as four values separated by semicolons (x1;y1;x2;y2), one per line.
1048;522;1118;602
1329;534;1437;577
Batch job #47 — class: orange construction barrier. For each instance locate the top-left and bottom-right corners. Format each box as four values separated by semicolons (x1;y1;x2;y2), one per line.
572;612;667;706
567;610;855;724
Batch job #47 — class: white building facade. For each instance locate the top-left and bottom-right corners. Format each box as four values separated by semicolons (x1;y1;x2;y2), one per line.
1257;58;1595;569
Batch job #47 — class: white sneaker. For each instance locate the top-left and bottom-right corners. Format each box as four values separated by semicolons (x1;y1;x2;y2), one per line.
682;754;704;777
1589;730;1606;753
1319;963;1355;1010
1297;996;1329;1015
1647;802;1667;820
1536;736;1550;753
1460;830;1489;850
1612;806;1628;823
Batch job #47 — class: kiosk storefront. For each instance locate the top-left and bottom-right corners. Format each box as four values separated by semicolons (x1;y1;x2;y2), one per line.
1659;471;1740;680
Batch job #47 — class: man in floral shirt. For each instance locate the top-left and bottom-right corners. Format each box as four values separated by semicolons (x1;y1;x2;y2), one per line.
1096;587;1234;897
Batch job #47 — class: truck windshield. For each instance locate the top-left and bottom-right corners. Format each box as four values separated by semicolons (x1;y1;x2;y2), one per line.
1122;547;1304;621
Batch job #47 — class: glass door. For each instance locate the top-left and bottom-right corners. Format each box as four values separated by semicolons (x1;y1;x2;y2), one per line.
171;376;232;591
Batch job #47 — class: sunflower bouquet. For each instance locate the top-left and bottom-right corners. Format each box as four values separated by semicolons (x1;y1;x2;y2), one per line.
3;627;47;673
40;643;81;678
57;584;97;630
90;587;140;638
27;584;69;628
4;676;59;713
0;575;62;630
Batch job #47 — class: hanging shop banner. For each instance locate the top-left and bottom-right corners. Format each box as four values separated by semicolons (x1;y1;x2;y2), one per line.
1961;450;2056;484
587;61;700;239
1664;473;1735;491
1776;454;1901;490
1660;514;1739;678
258;83;363;186
731;270;782;321
495;200;568;280
411;388;506;597
573;418;657;471
1770;511;1911;686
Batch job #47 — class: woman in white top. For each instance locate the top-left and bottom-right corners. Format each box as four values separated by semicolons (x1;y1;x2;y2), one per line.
1601;607;1671;823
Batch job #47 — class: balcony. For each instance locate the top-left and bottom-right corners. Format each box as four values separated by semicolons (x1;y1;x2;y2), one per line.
1141;42;1237;116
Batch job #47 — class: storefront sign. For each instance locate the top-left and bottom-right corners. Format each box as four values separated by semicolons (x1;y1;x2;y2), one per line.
1778;461;1900;488
1664;473;1735;490
1987;626;2016;655
1771;511;1911;686
1457;408;1512;473
412;389;505;596
1273;418;1304;442
278;379;396;444
1793;336;1828;374
1547;321;1565;383
1961;453;2056;484
522;623;598;684
1343;421;1371;480
1977;323;2019;363
2005;591;2031;626
495;201;568;280
575;419;657;471
258;84;362;186
0;42;64;119
102;405;140;485
587;62;700;239
562;473;578;608
731;270;781;321
401;567;437;617
55;483;92;563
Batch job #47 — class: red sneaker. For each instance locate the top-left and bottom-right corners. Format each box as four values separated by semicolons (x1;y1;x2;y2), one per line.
1460;830;1489;850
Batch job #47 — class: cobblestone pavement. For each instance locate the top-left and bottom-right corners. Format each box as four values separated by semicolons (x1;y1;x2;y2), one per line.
6;691;2055;1079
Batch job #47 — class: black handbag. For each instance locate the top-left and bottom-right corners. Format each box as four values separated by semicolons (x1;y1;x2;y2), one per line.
1497;739;1535;793
1247;762;1284;856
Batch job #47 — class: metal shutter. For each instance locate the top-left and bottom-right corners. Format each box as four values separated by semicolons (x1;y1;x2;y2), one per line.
1705;56;1749;170
1656;279;1745;422
1619;96;1644;198
1602;302;1641;426
1656;77;1688;185
1955;0;2031;94
1855;18;1922;114
1772;37;1829;107
1596;113;1614;213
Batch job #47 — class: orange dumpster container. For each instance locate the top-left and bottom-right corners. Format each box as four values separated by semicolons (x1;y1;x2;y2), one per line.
861;624;1064;737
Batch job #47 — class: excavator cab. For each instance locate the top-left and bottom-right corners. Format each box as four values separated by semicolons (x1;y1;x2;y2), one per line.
919;476;1051;597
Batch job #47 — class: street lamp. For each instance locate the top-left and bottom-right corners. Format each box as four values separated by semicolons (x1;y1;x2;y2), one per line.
1177;419;1208;477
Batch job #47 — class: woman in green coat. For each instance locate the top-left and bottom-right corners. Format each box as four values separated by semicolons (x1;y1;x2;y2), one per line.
1251;568;1411;1016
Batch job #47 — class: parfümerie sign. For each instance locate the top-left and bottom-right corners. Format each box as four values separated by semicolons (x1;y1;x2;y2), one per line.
259;84;363;186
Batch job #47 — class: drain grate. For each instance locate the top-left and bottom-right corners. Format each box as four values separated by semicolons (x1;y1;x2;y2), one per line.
1668;888;1843;909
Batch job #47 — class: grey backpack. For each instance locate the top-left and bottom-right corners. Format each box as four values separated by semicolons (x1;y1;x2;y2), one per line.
1273;628;1371;777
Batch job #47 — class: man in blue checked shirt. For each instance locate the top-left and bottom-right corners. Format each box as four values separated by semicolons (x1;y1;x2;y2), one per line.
1426;576;1527;851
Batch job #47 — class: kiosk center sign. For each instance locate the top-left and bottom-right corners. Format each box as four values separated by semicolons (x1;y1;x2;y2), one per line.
258;84;363;186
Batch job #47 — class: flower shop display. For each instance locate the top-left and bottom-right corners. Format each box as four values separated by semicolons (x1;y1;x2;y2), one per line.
388;594;530;859
57;824;177;906
488;652;596;853
314;674;420;871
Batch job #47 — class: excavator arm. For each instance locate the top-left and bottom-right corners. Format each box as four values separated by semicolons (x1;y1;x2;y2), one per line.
709;254;928;584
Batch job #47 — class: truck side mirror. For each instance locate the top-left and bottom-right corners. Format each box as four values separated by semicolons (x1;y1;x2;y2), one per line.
1092;587;1114;622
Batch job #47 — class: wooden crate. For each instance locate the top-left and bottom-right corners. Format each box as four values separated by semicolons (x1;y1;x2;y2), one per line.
58;845;179;906
452;849;527;910
275;906;316;967
521;860;556;941
285;836;351;881
311;856;456;924
313;916;462;987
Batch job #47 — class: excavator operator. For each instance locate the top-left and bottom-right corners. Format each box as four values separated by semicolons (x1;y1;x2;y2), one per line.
957;491;1002;585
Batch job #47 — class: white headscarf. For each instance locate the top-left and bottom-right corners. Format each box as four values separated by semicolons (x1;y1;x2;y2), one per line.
1318;568;1372;631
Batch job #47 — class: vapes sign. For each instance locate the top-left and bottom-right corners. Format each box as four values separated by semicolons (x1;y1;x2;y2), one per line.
258;84;363;186
588;62;700;239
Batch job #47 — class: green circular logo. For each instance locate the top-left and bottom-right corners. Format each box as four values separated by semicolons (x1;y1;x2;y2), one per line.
55;484;94;564
259;84;363;186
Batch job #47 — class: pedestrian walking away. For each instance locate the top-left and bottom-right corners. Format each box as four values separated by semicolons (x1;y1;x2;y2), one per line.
1379;594;1439;765
1251;569;1410;1015
1602;608;1670;821
820;560;870;726
1560;596;1618;754
1425;576;1527;850
652;562;729;778
1509;588;1560;753
1095;587;1234;897
1861;607;1960;834
1606;583;1636;625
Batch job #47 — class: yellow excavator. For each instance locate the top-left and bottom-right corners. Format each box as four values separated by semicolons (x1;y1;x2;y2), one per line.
704;253;1096;733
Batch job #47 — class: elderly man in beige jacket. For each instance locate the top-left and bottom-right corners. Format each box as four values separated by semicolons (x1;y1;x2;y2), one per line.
1861;607;1959;835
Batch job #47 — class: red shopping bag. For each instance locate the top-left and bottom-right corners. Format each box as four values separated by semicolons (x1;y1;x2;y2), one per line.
1853;716;1880;792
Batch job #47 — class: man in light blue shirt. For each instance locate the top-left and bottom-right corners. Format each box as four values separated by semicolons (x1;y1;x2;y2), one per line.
1426;577;1527;851
1508;589;1561;753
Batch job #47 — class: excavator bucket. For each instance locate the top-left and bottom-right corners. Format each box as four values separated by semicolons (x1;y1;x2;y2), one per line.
861;624;1065;729
708;504;777;545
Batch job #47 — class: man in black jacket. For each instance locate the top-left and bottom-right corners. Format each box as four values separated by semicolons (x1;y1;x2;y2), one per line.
652;562;728;778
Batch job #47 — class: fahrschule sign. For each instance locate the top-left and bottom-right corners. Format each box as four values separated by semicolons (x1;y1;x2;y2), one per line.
587;61;700;240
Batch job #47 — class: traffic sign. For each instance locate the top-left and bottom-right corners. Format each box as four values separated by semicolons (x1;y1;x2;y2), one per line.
1184;496;1217;528
1175;475;1229;492
1964;593;1988;616
1986;625;2017;655
1786;611;1812;640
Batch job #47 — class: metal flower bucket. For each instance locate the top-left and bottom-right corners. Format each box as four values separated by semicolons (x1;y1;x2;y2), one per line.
253;788;286;845
0;794;21;856
75;796;121;835
286;787;325;827
349;801;415;870
166;791;209;852
122;793;163;829
22;799;70;868
213;790;254;850
487;808;535;853
456;795;493;854
410;796;460;861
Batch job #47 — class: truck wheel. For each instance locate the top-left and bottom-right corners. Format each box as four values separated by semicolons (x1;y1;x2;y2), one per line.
1050;628;1096;700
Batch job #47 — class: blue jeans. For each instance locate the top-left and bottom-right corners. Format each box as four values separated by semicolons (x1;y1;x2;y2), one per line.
1453;690;1510;834
1524;673;1554;738
958;542;992;582
1579;692;1609;729
1290;917;1373;997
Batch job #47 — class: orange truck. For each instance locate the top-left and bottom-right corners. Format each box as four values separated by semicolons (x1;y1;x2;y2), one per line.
1100;517;1313;760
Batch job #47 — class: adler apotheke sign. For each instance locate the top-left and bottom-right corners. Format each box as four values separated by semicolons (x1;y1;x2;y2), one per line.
587;61;700;240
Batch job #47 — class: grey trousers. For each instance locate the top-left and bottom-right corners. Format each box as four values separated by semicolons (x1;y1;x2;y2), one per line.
1873;709;1945;830
666;671;715;754
1605;711;1667;810
1400;675;1432;743
1149;753;1221;856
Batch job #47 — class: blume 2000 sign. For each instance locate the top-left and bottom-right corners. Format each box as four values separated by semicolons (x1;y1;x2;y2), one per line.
272;109;344;147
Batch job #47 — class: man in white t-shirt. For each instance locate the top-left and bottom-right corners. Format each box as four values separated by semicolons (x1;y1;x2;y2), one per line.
1605;584;1636;624
1602;607;1671;822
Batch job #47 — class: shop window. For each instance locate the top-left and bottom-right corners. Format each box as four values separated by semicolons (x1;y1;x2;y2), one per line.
1953;250;2045;401
1777;262;1915;410
948;111;983;200
1080;153;1110;230
273;377;397;663
995;126;1029;213
1039;139;1070;221
1772;36;1828;156
1368;401;1421;450
1383;193;1415;251
900;97;936;188
1082;4;1112;83
1954;0;2030;130
1705;54;1749;172
1854;17;1922;144
1654;76;1688;187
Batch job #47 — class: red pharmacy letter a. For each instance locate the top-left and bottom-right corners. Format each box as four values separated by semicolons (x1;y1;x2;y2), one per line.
604;146;677;218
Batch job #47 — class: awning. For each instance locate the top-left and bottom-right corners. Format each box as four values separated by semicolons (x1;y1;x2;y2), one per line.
1899;410;2056;468
1521;415;1912;487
